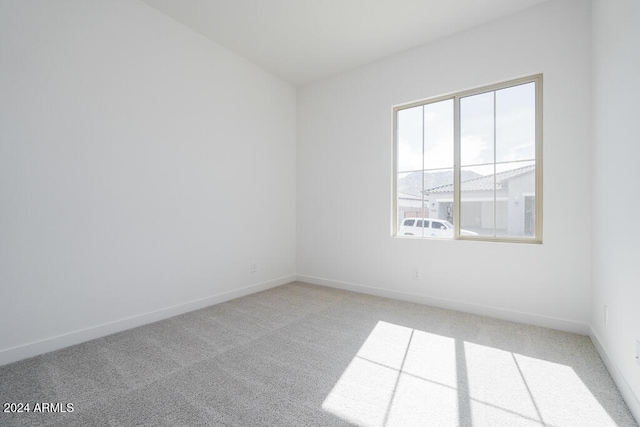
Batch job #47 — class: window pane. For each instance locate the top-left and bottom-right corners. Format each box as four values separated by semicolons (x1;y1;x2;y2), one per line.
460;165;495;237
397;106;423;172
424;168;454;237
496;161;536;238
397;171;424;236
424;99;454;170
461;92;494;167
496;83;536;163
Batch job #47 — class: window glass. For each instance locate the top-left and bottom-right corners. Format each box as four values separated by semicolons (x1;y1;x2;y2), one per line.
424;100;454;170
397;106;423;173
496;83;535;163
461;92;494;167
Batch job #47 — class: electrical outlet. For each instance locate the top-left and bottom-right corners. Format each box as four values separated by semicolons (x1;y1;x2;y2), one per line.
251;262;257;274
604;304;609;325
413;270;420;280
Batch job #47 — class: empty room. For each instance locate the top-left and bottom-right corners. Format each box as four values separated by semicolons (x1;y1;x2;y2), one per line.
1;0;639;425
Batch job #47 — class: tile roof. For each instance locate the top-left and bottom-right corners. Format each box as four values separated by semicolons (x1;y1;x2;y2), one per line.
426;164;535;193
398;192;422;200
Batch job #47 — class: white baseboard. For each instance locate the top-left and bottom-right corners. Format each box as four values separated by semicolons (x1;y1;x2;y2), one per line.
296;274;590;335
589;328;640;424
0;275;295;367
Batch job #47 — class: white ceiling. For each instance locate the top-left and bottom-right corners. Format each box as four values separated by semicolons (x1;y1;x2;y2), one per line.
141;0;550;86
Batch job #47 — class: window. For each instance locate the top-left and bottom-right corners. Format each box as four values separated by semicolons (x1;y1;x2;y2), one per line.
394;75;542;243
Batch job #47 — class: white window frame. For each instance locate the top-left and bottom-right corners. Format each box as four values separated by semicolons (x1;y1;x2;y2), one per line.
392;74;543;243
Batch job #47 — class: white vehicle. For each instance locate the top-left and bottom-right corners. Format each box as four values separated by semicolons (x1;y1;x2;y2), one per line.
399;218;478;237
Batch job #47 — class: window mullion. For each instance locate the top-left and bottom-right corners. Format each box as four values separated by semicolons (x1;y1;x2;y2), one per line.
421;106;425;238
493;91;497;238
453;96;461;238
535;76;543;242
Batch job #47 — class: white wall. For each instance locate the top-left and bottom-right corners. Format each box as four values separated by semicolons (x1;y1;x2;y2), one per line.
297;0;592;333
591;0;640;418
0;0;296;364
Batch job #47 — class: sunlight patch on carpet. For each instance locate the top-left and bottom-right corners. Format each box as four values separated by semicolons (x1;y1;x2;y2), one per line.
322;321;458;426
322;321;618;426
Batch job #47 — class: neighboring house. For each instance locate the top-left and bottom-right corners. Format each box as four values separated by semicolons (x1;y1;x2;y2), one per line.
397;191;423;223
398;164;536;236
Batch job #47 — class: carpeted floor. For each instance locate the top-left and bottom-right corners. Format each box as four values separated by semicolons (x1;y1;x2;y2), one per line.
0;281;637;426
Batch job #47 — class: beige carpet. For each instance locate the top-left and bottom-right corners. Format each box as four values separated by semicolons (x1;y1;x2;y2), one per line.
0;281;636;426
